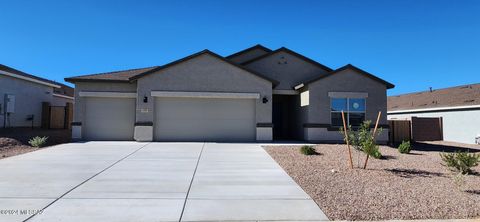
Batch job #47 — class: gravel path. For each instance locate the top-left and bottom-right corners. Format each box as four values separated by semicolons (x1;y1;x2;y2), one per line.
265;144;480;221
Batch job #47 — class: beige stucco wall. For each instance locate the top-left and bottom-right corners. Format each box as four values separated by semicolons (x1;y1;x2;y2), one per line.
228;48;270;64
136;53;273;125
245;51;329;90
73;82;137;123
0;75;53;127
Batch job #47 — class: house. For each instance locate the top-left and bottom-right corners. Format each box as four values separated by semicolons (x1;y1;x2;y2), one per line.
388;83;480;144
65;45;394;142
0;64;74;128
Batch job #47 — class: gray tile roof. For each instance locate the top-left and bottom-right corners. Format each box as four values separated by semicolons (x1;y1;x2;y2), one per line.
65;66;160;82
388;83;480;111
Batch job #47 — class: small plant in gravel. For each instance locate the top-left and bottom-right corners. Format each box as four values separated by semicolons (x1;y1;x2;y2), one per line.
440;151;480;174
398;140;411;154
28;136;48;148
300;145;317;155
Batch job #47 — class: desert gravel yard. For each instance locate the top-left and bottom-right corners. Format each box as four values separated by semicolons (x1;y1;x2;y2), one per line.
265;143;480;221
0;128;70;159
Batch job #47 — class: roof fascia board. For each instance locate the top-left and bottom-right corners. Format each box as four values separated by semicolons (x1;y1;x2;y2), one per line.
0;70;61;88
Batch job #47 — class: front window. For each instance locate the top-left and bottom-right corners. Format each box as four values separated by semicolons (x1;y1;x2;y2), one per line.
331;98;366;127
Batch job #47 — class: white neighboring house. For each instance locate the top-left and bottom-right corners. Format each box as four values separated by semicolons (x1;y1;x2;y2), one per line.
388;84;480;144
0;64;74;128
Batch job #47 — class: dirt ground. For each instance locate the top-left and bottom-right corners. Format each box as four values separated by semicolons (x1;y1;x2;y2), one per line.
0;127;71;159
265;142;480;221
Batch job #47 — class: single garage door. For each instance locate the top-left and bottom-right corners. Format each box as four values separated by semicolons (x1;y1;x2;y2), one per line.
154;97;256;141
84;97;135;140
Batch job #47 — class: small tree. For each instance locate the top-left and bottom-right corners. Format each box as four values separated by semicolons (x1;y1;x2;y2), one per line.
440;151;480;174
340;120;383;169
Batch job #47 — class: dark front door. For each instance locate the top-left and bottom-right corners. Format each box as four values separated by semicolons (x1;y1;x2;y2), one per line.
273;95;298;140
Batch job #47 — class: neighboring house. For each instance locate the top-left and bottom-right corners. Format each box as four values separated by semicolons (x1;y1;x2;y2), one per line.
388;83;480;144
0;64;74;128
65;45;394;142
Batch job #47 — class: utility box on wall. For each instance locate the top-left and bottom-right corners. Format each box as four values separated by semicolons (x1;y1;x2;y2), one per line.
4;94;15;113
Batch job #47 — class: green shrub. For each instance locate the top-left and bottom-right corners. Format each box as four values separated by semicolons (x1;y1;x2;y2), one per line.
440;151;480;174
398;140;411;154
300;145;317;155
340;121;383;160
28;136;48;148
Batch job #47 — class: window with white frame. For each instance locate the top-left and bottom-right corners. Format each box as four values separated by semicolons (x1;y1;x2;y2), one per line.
331;98;366;127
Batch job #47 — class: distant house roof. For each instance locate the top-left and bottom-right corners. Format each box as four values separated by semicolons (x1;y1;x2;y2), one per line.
0;64;63;88
301;64;395;89
388;83;480;111
66;50;279;85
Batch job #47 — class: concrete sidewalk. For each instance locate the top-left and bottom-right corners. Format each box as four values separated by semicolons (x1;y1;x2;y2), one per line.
0;142;328;222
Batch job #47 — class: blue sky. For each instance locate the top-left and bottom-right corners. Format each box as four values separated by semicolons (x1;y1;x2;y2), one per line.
1;0;479;95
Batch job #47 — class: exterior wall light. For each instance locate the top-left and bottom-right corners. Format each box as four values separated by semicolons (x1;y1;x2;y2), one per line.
262;96;269;104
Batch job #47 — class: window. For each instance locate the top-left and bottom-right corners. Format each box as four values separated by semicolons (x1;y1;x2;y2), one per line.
331;98;366;127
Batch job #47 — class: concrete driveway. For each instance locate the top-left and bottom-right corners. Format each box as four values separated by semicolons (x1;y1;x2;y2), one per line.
0;142;327;222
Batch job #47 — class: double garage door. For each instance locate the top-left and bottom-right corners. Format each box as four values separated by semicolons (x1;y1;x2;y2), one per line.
83;96;256;141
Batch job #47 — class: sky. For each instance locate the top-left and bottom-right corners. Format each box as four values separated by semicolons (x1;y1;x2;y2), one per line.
1;0;479;96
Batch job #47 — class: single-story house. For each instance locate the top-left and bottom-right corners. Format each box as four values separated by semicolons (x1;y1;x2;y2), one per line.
0;64;74;128
388;83;480;144
65;45;394;142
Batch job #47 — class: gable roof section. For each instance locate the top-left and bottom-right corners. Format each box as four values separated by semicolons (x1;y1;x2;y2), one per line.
241;47;333;72
225;44;272;59
130;50;279;85
388;83;480;111
65;66;159;83
302;64;395;89
0;64;61;88
65;50;279;86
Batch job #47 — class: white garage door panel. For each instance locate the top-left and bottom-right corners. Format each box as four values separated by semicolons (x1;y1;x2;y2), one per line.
154;97;255;141
84;97;135;140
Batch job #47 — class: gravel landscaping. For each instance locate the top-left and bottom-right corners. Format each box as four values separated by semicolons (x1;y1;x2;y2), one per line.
265;143;480;221
0;128;71;159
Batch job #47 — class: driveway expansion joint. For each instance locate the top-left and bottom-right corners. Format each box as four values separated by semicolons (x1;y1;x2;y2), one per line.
178;142;205;222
